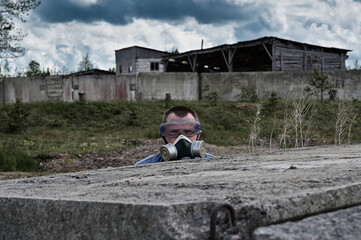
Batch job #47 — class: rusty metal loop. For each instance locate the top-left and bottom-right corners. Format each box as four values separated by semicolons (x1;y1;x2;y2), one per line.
210;202;238;240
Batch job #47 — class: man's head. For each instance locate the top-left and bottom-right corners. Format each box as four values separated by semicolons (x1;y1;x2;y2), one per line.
160;106;201;144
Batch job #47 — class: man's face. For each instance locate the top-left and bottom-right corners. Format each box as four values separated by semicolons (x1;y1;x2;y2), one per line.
164;112;200;144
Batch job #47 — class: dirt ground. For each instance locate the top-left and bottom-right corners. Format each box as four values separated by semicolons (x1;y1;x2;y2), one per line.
0;139;249;180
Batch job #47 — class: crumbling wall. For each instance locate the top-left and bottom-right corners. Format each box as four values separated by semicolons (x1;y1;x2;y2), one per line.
201;70;361;100
1;70;361;105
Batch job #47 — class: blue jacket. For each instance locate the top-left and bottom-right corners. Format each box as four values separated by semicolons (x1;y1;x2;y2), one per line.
135;152;214;165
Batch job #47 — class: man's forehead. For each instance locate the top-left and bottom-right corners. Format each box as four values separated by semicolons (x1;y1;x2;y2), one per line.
165;112;196;122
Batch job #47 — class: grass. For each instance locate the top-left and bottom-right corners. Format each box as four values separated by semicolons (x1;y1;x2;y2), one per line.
0;98;361;172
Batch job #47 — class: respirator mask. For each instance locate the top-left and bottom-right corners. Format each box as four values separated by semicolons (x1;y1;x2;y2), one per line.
159;119;205;161
160;135;206;161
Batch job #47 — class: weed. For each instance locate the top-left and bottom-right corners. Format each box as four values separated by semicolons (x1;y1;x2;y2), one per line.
0;141;39;172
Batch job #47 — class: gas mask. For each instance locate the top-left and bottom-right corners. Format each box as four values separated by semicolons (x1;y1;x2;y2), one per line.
160;135;206;161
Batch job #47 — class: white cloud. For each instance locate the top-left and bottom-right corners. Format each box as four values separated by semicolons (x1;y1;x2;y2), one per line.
67;0;99;7
250;0;361;64
10;16;237;73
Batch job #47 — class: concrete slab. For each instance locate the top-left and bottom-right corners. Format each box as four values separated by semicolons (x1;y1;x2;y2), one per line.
253;205;361;240
0;144;361;239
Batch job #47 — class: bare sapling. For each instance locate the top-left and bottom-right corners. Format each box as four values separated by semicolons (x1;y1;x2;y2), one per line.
347;113;357;144
334;95;358;144
269;116;277;150
301;109;316;147
291;96;315;147
291;78;316;148
279;99;291;149
249;103;262;153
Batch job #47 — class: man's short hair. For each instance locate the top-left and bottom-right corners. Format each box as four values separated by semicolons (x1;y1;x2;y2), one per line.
162;106;198;123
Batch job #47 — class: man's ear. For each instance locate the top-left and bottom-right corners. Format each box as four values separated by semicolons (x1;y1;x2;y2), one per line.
196;131;202;140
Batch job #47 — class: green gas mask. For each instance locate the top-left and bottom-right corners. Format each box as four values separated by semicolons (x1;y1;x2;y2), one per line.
160;135;206;161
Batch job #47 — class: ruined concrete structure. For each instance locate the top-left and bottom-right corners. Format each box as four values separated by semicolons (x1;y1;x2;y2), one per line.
115;46;169;75
0;36;356;105
163;36;350;73
115;36;350;74
1;144;360;239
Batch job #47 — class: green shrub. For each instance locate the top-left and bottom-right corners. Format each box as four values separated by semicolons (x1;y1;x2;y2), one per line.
203;82;219;101
4;99;30;132
238;86;259;103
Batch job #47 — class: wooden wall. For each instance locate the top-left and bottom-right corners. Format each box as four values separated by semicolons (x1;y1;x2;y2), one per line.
274;40;346;72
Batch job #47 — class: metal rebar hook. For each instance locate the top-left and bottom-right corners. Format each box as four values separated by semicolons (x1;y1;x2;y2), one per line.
210;202;240;240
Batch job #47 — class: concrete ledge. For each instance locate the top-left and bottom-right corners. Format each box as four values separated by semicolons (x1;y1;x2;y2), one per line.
253;205;361;240
0;198;215;240
1;144;361;239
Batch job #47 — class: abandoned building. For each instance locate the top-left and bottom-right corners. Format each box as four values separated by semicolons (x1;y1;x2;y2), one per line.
115;46;170;75
115;36;350;74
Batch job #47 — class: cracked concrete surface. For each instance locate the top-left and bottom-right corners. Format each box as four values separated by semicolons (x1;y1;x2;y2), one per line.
0;144;361;239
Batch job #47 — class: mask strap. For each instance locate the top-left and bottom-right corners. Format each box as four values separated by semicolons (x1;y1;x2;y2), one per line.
196;131;202;140
161;134;168;144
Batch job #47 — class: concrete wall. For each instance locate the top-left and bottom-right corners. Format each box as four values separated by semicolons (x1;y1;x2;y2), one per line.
202;70;361;100
0;77;48;104
1;70;361;105
134;72;199;101
0;75;129;105
70;75;128;101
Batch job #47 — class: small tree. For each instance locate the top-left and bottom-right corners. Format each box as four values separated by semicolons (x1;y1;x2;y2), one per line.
5;99;30;132
263;91;279;115
307;69;333;101
0;0;41;59
353;60;361;70
25;60;42;76
0;59;11;78
78;53;94;71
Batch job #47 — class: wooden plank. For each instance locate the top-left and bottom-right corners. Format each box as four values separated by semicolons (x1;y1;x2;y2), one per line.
263;43;273;61
187;54;198;72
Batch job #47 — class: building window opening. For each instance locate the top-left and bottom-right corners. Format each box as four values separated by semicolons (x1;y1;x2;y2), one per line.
119;65;122;74
150;62;159;71
129;65;133;72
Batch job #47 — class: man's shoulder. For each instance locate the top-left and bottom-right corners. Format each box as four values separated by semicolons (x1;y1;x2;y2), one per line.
135;153;163;165
135;152;214;165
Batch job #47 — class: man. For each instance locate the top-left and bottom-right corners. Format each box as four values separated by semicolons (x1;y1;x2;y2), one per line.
135;106;213;165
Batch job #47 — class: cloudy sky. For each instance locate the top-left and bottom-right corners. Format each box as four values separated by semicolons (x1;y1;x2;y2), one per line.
10;0;361;72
